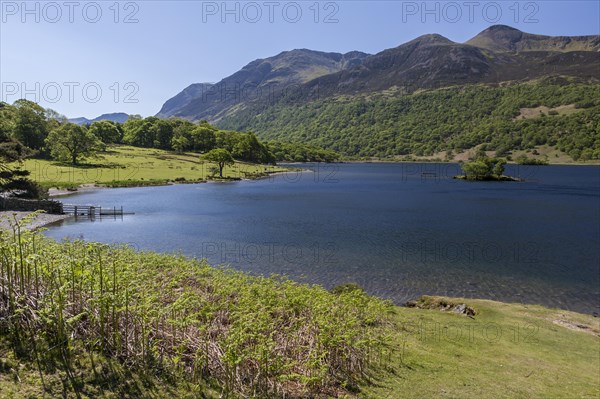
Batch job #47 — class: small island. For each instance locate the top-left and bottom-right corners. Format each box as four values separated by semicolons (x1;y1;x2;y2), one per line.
455;155;523;181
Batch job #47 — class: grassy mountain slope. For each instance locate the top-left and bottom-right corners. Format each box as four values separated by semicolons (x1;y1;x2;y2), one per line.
218;82;600;160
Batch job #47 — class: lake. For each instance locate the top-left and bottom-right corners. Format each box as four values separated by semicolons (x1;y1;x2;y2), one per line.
44;163;600;315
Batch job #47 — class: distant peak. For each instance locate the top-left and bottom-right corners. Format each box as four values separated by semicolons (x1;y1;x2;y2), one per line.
408;33;454;46
483;25;522;33
466;25;526;52
471;25;525;40
467;24;599;53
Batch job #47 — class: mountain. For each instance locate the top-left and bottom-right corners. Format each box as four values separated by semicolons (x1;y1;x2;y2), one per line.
158;26;599;123
466;25;600;53
298;33;493;97
294;27;599;100
157;83;214;118
157;49;369;120
69;112;130;125
154;25;600;161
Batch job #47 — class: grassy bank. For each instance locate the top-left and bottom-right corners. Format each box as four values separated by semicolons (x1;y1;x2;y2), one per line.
362;297;599;399
1;217;598;398
19;146;289;190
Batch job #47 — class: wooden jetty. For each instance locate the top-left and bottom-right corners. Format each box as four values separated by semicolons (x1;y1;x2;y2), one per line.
62;204;133;218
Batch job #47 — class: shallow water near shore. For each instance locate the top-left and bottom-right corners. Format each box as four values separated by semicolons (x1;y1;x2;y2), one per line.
43;163;600;314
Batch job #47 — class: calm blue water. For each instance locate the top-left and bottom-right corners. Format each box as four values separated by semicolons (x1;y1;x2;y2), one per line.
44;163;600;314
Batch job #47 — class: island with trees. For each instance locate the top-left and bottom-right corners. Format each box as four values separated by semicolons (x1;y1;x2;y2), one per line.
456;154;523;181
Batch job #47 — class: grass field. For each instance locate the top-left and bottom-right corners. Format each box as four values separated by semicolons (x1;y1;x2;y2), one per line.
362;297;599;399
19;146;289;189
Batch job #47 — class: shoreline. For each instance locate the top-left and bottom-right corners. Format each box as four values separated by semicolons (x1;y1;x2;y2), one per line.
47;168;310;197
340;159;600;166
43;160;600;197
2;210;598;318
0;211;72;231
4;208;596;317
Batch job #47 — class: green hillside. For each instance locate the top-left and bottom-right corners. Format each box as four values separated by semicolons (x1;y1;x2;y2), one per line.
218;82;600;161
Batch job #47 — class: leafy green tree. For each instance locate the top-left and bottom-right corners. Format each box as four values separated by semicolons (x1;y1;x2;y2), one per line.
44;108;67;122
89;120;123;144
171;135;189;154
171;119;195;151
462;160;490;180
123;116;154;147
233;133;274;163
150;119;174;149
461;156;507;180
12;99;48;150
203;148;234;178
46;123;104;165
0;102;17;142
191;125;216;152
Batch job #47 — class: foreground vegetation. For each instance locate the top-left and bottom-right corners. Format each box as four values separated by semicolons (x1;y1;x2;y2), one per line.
1;216;598;398
218;82;600;161
0;216;393;398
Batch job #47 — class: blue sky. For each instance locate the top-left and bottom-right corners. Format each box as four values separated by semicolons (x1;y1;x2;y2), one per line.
1;1;599;118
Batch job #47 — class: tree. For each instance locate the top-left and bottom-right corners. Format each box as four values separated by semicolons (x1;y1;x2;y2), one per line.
123;116;153;147
46;123;104;165
12;99;48;150
461;155;507;180
0;102;17;142
191;125;216;152
171;119;195;151
233;132;274;163
150;119;174;149
171;135;189;154
0;140;46;198
203;148;234;178
89;120;122;144
44;108;68;122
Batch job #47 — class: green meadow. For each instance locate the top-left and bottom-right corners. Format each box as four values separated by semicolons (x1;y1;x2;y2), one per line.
19;145;289;189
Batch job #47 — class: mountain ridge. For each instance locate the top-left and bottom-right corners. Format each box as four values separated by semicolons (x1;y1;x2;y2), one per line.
157;25;599;122
157;49;370;120
466;25;600;53
68;112;130;125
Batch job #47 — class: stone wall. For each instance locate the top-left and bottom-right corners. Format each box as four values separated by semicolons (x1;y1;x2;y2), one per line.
0;197;63;214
